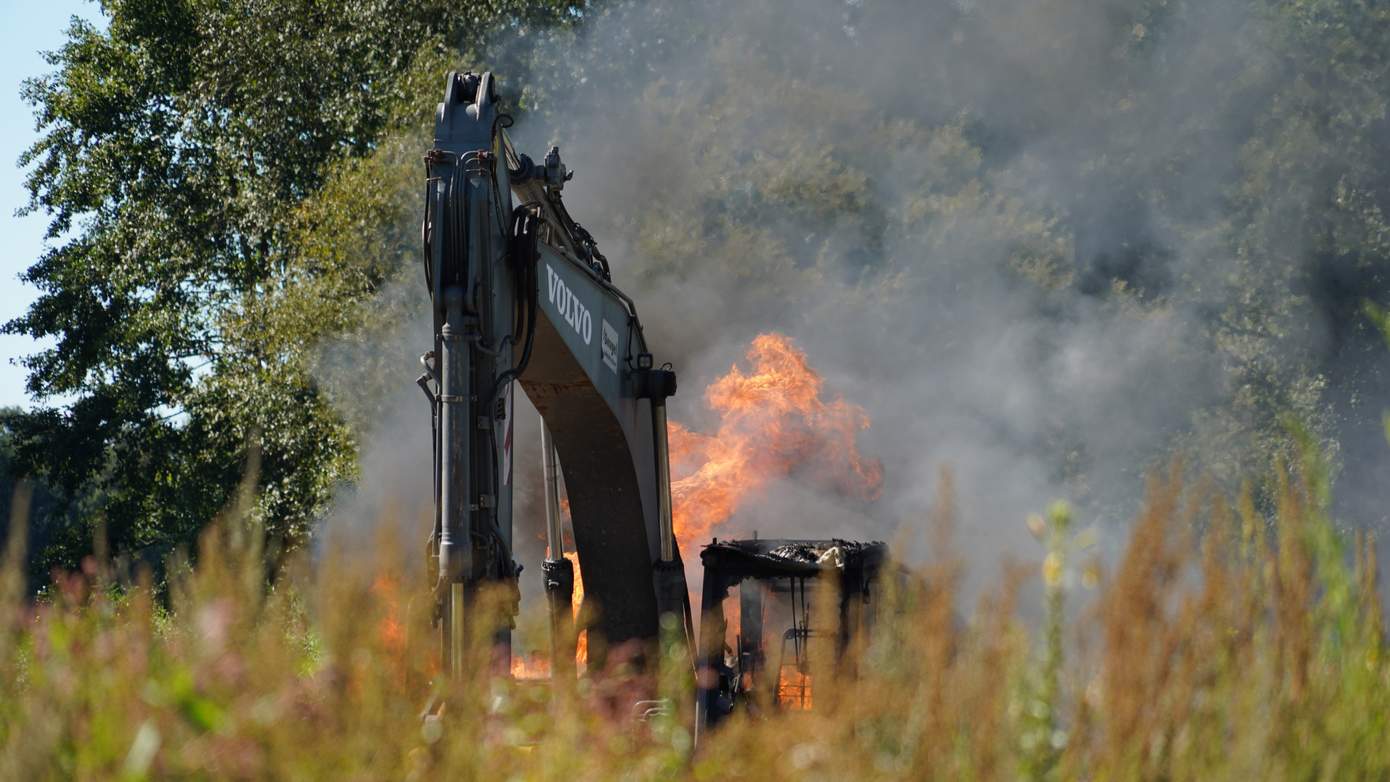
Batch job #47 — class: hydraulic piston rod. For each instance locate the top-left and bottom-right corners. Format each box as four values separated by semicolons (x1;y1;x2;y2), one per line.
653;401;675;563
542;423;564;556
540;422;576;673
641;362;689;651
438;287;473;675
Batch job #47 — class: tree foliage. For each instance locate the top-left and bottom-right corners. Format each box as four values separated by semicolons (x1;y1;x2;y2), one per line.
5;0;584;573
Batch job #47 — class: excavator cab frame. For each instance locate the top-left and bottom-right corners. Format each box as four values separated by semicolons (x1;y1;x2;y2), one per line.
695;538;889;732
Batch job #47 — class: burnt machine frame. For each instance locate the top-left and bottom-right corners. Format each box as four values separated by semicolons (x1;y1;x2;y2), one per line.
695;538;889;731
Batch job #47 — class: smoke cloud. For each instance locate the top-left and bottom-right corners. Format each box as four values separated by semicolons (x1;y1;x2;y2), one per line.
327;0;1390;616
504;0;1238;591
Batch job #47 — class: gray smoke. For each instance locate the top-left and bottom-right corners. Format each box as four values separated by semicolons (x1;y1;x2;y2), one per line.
324;0;1390;620
502;0;1252;595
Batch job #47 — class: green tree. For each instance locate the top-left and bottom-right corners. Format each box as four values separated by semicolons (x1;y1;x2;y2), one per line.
6;0;583;576
0;409;86;593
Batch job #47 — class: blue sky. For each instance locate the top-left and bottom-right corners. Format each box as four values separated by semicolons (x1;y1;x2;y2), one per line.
1;0;103;410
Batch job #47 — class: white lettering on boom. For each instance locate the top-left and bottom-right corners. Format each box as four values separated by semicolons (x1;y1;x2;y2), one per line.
546;264;592;345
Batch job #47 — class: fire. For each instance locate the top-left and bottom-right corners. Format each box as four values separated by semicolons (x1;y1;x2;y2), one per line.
668;333;883;545
777;667;814;710
511;333;874;679
511;652;551;679
372;575;405;653
371;574;413;686
567;550;588;671
564;550;584;616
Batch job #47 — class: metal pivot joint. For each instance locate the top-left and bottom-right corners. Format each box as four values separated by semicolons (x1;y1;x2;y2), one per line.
633;353;678;563
542;557;576;674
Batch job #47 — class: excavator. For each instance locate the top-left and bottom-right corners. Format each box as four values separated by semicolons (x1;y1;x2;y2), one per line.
415;71;889;734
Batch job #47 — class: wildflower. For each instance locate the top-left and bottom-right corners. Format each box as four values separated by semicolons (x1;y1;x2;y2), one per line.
1043;552;1063;588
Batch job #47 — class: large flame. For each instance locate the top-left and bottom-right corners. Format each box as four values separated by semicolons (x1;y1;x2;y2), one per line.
668;333;883;546
512;332;877;678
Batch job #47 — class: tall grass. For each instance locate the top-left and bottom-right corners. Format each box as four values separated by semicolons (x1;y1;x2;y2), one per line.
2;450;1387;780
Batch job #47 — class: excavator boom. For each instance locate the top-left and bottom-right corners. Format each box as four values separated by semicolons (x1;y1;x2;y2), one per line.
420;71;690;677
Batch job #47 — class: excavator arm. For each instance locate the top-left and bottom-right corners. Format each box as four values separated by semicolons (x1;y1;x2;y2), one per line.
420;71;690;677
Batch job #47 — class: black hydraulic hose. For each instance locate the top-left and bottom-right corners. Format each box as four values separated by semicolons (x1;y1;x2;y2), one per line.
451;162;468;294
419;358;440;574
487;114;513;240
550;195;611;280
483;207;540;412
421;160;435;293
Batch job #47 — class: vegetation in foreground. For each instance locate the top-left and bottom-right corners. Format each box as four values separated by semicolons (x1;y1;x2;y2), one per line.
2;447;1387;781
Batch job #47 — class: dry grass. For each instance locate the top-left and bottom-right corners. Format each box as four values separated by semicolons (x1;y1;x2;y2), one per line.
3;449;1389;780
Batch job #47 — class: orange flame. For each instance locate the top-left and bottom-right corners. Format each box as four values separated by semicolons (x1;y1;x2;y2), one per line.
564;550;584;616
511;652;551;679
372;575;405;653
515;333;872;678
371;574;413;686
567;550;589;672
668;333;883;546
777;667;814;710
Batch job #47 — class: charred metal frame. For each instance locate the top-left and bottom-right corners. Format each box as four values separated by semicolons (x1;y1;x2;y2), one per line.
694;538;889;733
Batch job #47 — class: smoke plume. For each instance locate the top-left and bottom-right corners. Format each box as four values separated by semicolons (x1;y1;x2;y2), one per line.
329;0;1390;612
